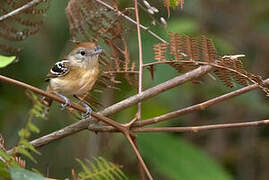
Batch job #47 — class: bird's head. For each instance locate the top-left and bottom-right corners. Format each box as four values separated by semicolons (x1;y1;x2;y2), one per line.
68;42;102;66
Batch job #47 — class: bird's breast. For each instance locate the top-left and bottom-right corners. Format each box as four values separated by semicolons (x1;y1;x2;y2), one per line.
49;67;99;96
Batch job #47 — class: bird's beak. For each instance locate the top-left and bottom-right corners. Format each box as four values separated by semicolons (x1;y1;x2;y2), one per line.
93;47;102;55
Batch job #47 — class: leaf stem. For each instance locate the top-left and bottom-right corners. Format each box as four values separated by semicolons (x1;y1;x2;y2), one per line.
0;0;44;22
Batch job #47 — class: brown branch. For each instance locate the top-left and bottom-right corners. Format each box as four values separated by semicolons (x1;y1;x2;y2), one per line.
1;63;226;149
132;119;269;133
29;119;89;148
0;75;125;132
87;119;269;134
133;136;146;180
100;64;214;116
134;78;269;127
87;78;269;132
2;64;213;150
134;0;143;121
23;77;269;148
4;65;267;150
125;133;153;180
0;0;44;22
131;1;149;177
94;0;167;43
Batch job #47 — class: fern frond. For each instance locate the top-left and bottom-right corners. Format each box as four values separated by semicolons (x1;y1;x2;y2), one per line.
66;0;138;90
26;90;48;120
76;157;128;180
154;43;167;61
150;33;269;95
169;32;184;60
0;0;50;55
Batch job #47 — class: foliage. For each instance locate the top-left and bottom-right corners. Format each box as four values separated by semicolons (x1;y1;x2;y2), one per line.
151;33;269;95
66;0;138;88
0;55;16;68
139;133;232;180
0;91;44;179
0;91;125;180
0;0;50;55
10;168;46;180
75;157;128;180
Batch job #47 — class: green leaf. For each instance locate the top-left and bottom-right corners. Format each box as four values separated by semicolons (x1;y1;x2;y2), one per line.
77;158;128;180
16;147;36;163
138;133;233;180
0;160;10;178
10;168;46;180
18;129;30;138
170;0;179;8
20;139;41;155
0;149;10;161
0;167;10;179
0;55;16;68
27;122;40;133
76;159;90;173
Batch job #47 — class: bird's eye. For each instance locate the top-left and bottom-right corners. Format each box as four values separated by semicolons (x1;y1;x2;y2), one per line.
80;50;86;56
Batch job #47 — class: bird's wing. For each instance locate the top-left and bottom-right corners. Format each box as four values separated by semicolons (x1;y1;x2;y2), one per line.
45;59;70;81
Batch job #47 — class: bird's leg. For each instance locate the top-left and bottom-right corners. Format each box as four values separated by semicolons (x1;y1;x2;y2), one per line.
56;93;70;110
73;95;92;119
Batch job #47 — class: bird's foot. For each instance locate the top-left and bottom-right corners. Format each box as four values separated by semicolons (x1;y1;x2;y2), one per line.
81;102;92;119
56;93;71;110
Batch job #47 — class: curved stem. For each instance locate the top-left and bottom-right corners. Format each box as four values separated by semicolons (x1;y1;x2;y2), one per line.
134;0;143;121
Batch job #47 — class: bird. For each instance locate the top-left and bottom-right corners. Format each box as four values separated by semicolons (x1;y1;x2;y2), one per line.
42;42;102;118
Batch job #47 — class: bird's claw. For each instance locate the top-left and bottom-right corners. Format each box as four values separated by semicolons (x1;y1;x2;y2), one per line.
81;102;92;119
57;93;71;110
61;100;70;110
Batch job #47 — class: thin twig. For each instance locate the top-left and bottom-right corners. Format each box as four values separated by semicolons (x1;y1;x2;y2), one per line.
132;119;269;133
94;0;167;43
0;0;43;22
143;60;264;89
125;133;153;180
132;136;146;180
134;0;143;121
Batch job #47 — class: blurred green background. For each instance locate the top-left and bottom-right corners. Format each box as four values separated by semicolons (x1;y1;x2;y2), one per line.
1;0;269;179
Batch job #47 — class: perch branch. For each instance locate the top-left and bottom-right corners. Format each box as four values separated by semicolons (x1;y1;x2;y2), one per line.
2;64;213;151
0;75;125;132
27;76;269;148
0;0;43;22
4;67;268;150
